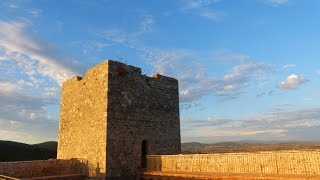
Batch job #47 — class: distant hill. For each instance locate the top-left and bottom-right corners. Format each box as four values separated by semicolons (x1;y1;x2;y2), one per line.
181;141;320;154
2;140;320;162
33;141;58;152
0;140;57;162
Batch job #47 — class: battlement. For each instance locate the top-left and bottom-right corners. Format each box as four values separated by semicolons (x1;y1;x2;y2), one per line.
62;60;178;93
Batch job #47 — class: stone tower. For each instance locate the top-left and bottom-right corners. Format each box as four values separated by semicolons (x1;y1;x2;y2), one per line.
57;60;181;178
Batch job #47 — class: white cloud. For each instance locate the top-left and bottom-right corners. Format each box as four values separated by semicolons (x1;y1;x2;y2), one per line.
181;0;221;10
0;20;84;85
316;69;320;76
143;48;274;103
43;87;59;96
0;88;58;143
211;49;250;63
1;1;19;9
223;62;273;83
256;90;277;98
198;10;225;21
0;28;64;142
282;64;296;69
278;74;308;90
223;85;236;92
0;84;57;112
0;77;63;144
28;9;42;17
179;0;224;21
100;24;274;104
140;14;154;32
182;108;320;143
263;0;289;7
71;40;110;55
0;81;22;94
0;117;57;144
0;129;33;143
102;28;139;49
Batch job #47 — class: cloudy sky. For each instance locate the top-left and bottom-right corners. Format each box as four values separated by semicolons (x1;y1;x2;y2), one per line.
0;0;319;144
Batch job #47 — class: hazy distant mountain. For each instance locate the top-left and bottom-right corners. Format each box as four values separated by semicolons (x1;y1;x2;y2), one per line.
2;140;320;162
0;140;57;162
181;141;320;154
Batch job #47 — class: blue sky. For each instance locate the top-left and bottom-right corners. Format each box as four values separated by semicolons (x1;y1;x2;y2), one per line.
0;0;320;144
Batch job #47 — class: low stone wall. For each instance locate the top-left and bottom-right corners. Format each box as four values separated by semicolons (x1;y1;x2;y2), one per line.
147;151;320;175
0;159;88;178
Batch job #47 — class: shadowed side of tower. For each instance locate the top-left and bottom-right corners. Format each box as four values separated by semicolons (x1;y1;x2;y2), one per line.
106;61;181;178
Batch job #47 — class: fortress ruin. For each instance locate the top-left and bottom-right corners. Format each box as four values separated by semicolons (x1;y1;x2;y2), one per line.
57;60;181;178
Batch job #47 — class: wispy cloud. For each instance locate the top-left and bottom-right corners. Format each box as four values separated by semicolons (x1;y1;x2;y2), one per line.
0;79;57;115
72;40;111;55
282;64;296;69
0;118;57;143
180;0;221;10
199;10;225;21
256;90;277;98
211;49;250;63
0;78;59;143
0;80;23;93
263;0;290;7
223;62;273;83
100;24;276;104
43;87;59;96
1;1;19;9
101;14;155;48
143;48;274;103
278;74;308;90
140;14;154;32
0;20;84;143
28;9;42;17
0;20;84;85
179;0;225;21
101;28;140;49
182;107;320;143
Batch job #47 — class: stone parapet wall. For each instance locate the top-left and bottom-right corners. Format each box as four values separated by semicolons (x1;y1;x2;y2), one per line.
0;159;87;178
147;151;320;175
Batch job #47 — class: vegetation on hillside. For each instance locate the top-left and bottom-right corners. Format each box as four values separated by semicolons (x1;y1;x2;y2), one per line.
0;140;57;162
182;141;320;154
2;140;320;162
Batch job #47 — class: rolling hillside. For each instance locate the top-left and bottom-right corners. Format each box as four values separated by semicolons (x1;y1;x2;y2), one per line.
182;141;320;154
2;140;320;162
0;140;57;162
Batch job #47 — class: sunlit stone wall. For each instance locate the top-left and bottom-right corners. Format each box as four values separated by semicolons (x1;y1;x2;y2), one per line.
147;151;320;175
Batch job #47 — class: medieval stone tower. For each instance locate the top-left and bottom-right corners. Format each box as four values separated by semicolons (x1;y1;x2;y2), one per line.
57;60;181;178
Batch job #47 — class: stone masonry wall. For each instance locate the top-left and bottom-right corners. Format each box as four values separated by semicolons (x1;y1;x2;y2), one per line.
106;61;181;178
147;151;320;175
57;60;181;178
0;159;87;178
57;61;109;177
